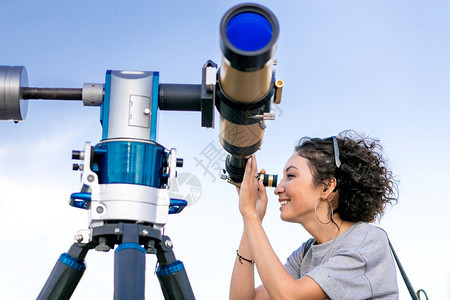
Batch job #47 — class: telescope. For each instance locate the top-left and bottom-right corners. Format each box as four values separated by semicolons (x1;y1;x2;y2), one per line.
0;3;281;299
217;3;282;185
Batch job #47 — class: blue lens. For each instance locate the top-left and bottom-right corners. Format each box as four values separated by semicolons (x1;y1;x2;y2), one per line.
226;12;273;52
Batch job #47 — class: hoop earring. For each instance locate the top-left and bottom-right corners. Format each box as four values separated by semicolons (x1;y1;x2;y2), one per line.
314;198;333;225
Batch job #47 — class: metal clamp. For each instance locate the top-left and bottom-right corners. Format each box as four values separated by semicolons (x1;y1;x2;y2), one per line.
82;83;104;106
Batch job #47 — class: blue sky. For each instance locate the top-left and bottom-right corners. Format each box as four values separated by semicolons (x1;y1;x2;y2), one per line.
1;0;449;299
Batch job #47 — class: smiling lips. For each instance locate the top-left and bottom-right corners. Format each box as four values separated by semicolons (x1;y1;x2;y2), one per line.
279;199;290;209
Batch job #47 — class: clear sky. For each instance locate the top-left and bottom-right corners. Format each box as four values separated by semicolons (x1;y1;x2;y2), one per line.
1;0;449;299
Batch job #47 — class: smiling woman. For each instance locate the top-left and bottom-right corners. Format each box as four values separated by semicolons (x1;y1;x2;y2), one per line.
230;130;399;300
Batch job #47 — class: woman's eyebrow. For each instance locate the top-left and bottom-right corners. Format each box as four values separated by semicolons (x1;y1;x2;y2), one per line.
285;166;298;172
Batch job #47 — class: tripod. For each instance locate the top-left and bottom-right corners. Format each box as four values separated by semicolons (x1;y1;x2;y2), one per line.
37;223;194;300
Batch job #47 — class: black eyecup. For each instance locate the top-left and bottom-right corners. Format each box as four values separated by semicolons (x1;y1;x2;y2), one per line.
219;3;279;72
225;155;248;183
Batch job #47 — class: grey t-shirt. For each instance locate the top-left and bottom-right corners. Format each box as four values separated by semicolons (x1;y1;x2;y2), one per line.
284;222;398;300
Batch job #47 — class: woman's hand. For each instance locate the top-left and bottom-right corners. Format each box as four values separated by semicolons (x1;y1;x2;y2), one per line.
238;155;269;221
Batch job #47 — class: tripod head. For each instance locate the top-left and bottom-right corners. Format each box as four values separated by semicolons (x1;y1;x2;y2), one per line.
69;71;181;229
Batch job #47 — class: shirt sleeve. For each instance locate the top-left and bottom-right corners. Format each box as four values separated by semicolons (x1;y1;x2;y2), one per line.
284;238;314;279
284;247;302;279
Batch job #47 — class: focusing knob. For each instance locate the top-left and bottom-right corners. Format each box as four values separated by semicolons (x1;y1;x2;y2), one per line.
72;150;84;160
176;158;184;168
72;164;84;171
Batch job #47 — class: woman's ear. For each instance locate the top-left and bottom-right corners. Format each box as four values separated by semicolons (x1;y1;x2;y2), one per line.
321;178;337;198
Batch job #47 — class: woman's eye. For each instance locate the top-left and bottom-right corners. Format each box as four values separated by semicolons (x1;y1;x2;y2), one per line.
286;174;295;179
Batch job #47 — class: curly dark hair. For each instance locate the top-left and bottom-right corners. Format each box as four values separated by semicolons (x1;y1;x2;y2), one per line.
295;130;398;223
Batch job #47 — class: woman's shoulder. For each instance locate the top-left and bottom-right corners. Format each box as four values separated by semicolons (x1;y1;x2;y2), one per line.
338;222;390;252
360;222;389;244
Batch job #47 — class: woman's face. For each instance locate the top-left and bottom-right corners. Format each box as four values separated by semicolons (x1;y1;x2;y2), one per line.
274;153;323;223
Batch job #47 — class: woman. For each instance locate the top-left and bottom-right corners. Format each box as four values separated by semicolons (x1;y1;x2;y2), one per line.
230;131;399;300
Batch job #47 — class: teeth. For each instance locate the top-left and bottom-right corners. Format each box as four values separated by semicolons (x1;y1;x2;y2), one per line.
280;200;289;206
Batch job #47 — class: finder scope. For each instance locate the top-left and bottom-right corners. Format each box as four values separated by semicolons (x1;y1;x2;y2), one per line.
216;3;280;184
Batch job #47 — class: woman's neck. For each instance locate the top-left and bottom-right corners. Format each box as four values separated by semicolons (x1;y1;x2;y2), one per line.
303;217;355;244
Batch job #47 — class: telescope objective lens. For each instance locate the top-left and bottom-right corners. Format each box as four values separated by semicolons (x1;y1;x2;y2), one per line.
226;12;273;52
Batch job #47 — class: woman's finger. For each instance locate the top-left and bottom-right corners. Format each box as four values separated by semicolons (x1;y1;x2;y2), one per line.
242;156;252;185
251;154;257;174
243;155;257;183
258;179;268;203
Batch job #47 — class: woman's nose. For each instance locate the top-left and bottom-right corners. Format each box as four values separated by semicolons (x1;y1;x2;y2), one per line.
274;180;283;195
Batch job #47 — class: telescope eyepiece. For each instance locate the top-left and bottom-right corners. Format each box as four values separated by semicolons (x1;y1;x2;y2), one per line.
258;173;278;188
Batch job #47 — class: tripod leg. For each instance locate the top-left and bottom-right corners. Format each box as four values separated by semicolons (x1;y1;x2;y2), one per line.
113;223;146;300
37;243;89;300
156;236;195;300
